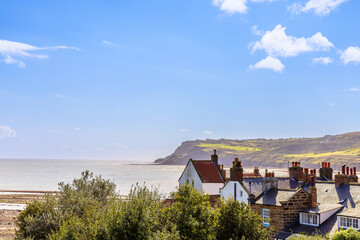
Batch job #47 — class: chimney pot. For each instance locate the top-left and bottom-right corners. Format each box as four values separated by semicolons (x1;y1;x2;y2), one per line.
351;168;353;175
342;165;346;174
354;167;357;175
347;167;349;175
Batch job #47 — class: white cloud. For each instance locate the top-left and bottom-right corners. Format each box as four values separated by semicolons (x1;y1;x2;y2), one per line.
74;128;81;131
203;130;214;135
251;25;263;36
349;87;360;92
312;57;333;65
289;0;348;16
180;129;189;132
213;0;248;14
102;40;118;46
0;39;79;68
55;94;64;98
250;56;284;73
0;126;17;138
212;0;275;14
340;46;360;65
251;25;333;58
4;55;25;68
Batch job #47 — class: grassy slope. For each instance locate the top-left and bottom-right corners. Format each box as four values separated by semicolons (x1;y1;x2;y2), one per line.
155;132;360;169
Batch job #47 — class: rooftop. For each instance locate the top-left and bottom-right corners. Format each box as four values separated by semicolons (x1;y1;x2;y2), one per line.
191;160;224;183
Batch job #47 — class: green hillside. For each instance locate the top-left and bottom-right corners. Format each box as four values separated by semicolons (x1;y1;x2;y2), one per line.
154;132;360;169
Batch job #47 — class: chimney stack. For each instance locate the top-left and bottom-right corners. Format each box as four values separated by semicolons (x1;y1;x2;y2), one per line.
211;150;218;166
335;165;357;186
289;161;304;181
220;164;226;179
349;166;359;183
230;158;243;181
262;172;278;192
308;176;317;207
320;162;333;180
254;167;260;175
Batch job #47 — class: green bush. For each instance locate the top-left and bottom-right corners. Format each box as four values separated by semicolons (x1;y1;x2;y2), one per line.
165;184;218;240
331;228;360;240
15;172;275;240
216;198;271;240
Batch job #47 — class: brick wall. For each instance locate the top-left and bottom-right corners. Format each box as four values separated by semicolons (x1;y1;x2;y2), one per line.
251;189;311;235
251;204;284;233
282;189;311;227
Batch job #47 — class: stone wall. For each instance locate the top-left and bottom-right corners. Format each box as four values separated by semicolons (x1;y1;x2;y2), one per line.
251;189;311;235
282;189;311;227
251;204;285;234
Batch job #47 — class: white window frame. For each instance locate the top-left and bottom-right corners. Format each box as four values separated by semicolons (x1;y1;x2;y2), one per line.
338;216;359;230
300;213;319;226
262;208;270;227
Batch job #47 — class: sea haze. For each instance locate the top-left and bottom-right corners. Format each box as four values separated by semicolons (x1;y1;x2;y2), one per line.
0;159;184;196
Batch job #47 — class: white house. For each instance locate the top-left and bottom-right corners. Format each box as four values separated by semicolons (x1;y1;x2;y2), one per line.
220;180;250;203
179;150;225;195
220;158;262;203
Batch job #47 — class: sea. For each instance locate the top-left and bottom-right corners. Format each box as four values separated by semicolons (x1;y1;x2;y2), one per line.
0;159;185;196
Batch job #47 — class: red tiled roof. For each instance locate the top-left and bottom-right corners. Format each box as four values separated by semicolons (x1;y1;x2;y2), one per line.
243;173;262;178
191;160;224;183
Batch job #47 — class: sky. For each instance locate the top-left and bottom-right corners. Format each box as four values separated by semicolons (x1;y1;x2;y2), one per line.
1;0;360;161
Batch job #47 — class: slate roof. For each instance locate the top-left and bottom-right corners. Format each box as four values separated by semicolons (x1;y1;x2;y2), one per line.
254;188;297;206
302;182;360;214
285;181;360;236
191;160;225;183
243;178;263;197
240;177;301;199
287;211;339;236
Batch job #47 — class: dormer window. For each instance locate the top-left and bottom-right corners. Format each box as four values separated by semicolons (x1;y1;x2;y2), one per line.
300;213;319;226
339;217;359;230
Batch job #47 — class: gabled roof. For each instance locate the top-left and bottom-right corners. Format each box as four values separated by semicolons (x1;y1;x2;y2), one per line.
283;181;360;237
191;160;225;183
254;188;298;206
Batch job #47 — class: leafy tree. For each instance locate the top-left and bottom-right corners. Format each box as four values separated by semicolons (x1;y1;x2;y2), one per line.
165;184;218;240
57;170;116;219
104;183;178;240
331;228;360;240
216;198;271;240
15;195;59;240
15;171;116;240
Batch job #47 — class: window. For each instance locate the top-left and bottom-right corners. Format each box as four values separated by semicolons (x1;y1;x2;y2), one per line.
262;208;270;227
300;213;318;226
240;191;243;197
185;179;189;184
339;217;359;229
191;179;194;188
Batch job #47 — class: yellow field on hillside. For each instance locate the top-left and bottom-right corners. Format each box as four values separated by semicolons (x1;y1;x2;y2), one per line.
197;143;261;152
285;147;360;158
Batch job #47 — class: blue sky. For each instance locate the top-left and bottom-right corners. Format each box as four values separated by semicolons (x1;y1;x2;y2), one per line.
1;0;360;161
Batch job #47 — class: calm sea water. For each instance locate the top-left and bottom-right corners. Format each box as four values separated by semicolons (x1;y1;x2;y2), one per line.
0;159;185;196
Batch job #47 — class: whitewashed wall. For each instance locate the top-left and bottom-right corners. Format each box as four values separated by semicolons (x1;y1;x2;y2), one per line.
203;183;224;195
179;161;203;192
220;181;249;204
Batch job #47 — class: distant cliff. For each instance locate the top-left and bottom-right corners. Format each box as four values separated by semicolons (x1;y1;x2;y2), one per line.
155;132;360;169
